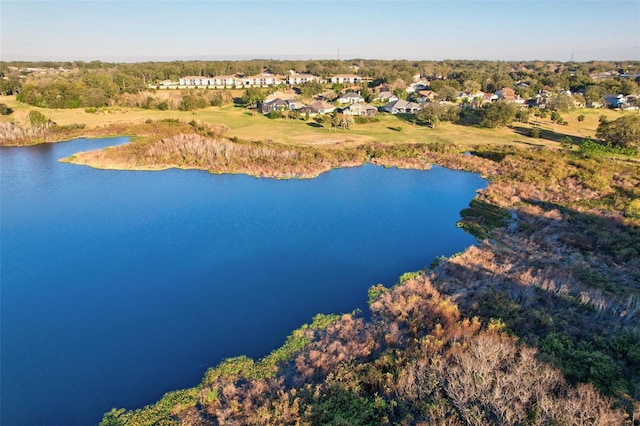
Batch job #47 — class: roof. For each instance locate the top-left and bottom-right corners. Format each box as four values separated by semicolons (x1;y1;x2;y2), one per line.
309;100;335;110
289;73;318;78
341;91;363;98
267;98;289;106
265;90;298;101
346;103;377;111
385;99;420;110
376;91;396;98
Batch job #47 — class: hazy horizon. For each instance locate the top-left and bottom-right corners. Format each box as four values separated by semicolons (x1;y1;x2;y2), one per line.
1;1;639;63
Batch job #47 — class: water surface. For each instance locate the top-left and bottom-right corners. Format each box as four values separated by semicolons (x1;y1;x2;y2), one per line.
0;137;486;425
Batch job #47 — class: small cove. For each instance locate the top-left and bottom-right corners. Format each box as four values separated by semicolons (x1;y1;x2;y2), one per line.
0;137;486;425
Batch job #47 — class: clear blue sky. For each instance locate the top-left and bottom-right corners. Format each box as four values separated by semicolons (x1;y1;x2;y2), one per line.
1;0;639;62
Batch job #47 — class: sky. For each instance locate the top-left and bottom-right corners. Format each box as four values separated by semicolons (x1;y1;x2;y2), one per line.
1;0;639;62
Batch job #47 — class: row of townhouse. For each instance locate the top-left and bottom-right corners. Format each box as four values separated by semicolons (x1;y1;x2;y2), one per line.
176;72;362;88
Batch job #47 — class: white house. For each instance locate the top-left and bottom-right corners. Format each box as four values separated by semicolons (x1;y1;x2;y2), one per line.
287;72;320;85
238;73;284;87
374;91;398;102
342;103;378;116
337;91;365;104
330;74;362;84
179;76;213;86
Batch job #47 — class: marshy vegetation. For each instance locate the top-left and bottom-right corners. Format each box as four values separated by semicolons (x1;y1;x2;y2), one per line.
93;123;640;425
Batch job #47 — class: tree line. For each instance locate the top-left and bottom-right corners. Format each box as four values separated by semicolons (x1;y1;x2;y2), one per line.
4;59;639;103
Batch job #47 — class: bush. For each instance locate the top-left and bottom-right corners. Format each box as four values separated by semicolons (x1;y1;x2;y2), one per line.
50;123;86;132
0;103;13;115
596;115;640;150
354;116;380;124
529;127;541;138
626;199;640;218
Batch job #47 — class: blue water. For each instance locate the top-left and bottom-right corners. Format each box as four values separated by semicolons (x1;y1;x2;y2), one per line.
0;137;486;425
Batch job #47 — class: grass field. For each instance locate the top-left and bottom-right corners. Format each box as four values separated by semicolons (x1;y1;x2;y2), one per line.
1;95;633;148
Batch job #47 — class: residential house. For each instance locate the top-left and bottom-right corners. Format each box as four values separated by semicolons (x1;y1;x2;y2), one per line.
287;99;305;110
159;80;178;87
590;72;616;81
624;95;639;109
330;74;362;84
604;94;627;109
238;73;283;87
382;99;421;114
258;98;289;114
307;100;336;115
287;72;320;85
406;81;428;93
179;76;213;86
374;91;399;102
417;90;437;104
265;90;298;102
482;92;499;104
342;103;378;116
337;91;365;104
525;96;544;108
209;75;238;87
496;87;517;102
315;91;338;102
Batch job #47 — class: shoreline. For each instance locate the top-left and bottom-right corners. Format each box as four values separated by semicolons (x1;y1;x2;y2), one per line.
5;124;640;424
97;135;640;424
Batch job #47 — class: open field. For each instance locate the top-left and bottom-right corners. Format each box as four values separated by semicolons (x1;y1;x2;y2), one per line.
2;95;634;149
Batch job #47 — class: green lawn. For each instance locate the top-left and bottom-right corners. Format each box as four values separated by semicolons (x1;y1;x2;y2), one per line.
1;95;632;148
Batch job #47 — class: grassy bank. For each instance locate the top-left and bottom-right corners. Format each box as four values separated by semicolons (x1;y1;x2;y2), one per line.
2;95;633;149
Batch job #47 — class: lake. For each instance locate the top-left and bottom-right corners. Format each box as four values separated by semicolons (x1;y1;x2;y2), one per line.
0;137;486;425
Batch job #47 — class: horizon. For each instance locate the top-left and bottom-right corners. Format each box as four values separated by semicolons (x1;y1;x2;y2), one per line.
1;1;639;63
3;53;640;64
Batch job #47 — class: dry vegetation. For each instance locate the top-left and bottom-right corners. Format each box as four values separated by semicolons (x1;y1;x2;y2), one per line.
103;275;631;426
95;127;640;425
3;97;639;426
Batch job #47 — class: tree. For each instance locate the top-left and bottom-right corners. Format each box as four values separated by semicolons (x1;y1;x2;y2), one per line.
547;93;574;112
28;110;49;129
463;80;481;94
416;103;460;128
585;86;605;106
479;101;517;128
300;81;324;99
595;115;640;149
515;108;531;123
241;87;266;108
436;86;458;102
180;93;208;111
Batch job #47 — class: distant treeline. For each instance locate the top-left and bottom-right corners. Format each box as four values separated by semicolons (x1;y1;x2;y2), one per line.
2;59;639;108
